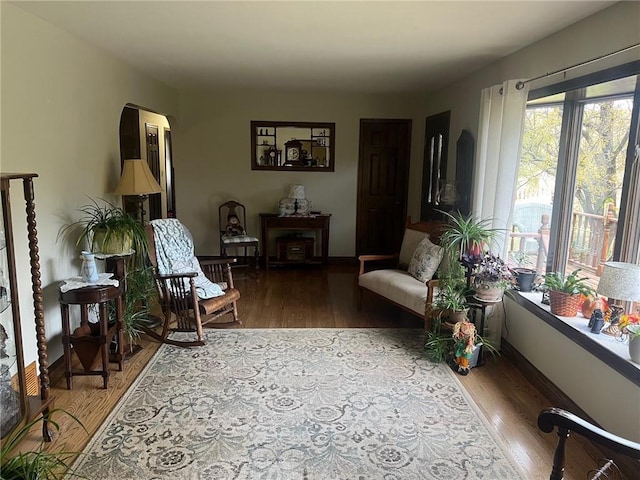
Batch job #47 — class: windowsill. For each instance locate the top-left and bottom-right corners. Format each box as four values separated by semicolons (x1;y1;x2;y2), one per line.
509;291;640;387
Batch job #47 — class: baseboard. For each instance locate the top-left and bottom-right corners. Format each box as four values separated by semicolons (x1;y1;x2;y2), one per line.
502;339;639;479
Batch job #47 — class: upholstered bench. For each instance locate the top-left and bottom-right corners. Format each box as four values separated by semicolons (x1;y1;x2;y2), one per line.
358;218;445;329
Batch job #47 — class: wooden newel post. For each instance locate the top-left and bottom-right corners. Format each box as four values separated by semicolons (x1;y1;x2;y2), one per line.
538;214;550;273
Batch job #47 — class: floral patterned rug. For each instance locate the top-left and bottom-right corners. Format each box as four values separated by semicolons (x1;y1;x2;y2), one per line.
70;329;525;479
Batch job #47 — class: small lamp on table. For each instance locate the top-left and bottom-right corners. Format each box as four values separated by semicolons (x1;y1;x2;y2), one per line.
596;261;640;336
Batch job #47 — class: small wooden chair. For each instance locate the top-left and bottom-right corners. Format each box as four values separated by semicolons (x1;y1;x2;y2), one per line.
219;200;259;271
143;219;240;347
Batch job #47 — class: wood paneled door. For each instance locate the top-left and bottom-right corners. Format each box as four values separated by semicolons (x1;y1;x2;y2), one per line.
356;119;411;256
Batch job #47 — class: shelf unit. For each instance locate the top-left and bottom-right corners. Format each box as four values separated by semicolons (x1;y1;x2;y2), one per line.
0;173;53;442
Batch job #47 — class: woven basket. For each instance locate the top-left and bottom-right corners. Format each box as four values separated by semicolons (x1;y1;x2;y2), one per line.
548;290;582;317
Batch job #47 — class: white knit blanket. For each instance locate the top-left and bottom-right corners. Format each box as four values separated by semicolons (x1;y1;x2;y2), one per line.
150;219;223;299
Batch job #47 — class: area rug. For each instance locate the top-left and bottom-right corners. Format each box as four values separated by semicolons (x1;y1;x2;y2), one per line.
70;329;525;479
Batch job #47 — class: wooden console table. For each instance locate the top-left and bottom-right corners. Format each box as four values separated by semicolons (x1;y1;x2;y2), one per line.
260;213;331;270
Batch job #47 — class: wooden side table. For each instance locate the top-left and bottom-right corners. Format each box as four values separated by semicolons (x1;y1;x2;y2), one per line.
260;213;331;270
60;282;124;389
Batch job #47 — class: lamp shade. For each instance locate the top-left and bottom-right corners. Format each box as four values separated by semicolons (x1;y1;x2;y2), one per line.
596;262;640;302
114;159;163;196
288;184;306;199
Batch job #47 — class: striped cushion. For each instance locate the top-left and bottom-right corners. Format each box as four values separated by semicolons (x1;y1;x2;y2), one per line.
222;235;259;244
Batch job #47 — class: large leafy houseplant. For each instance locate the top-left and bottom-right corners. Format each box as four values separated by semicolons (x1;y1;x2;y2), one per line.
61;198;147;256
438;210;501;267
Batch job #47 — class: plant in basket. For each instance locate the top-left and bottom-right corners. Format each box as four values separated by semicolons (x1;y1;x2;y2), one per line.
543;269;594;317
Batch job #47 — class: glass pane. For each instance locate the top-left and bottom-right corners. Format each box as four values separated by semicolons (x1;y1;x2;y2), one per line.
0;207;24;438
509;104;562;274
566;95;633;289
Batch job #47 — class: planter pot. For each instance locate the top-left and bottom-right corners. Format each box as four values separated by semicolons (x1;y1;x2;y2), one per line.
93;229;133;254
474;282;505;302
548;290;582;317
514;268;536;292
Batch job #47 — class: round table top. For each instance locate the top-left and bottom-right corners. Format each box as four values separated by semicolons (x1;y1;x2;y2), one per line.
59;282;123;305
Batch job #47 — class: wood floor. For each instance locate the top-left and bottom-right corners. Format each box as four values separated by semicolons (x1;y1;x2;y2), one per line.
15;264;619;479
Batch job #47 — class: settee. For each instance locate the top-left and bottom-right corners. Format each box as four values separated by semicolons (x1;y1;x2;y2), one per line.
358;218;445;329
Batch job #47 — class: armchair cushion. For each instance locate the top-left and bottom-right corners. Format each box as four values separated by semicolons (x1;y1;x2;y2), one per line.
407;237;444;282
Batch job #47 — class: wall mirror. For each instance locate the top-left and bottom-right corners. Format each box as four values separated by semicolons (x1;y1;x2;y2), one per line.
251;121;335;172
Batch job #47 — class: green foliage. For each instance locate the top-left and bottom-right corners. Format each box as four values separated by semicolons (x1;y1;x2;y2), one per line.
519;99;631;216
113;265;157;344
425;322;454;363
542;269;594;296
437;210;501;265
59;198;148;257
433;283;468;313
1;410;86;479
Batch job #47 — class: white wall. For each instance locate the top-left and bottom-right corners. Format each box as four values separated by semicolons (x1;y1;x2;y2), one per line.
0;3;179;364
175;90;421;257
417;1;640;183
504;299;640;442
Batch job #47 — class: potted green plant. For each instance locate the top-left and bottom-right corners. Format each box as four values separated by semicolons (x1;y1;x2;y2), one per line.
432;282;468;324
61;198;147;255
1;410;85;479
112;265;157;352
543;269;594;316
473;252;513;302
438;210;501;267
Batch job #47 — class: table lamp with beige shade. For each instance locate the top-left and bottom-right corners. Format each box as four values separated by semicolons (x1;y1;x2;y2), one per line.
596;261;640;336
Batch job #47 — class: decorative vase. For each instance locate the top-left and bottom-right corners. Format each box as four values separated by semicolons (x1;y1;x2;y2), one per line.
80;251;99;283
629;335;640;364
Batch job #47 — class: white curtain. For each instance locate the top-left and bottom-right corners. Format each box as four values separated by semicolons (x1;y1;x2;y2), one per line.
472;79;530;258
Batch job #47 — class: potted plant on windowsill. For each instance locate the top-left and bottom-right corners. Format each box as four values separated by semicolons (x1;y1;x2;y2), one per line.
543;269;594;317
511;251;538;292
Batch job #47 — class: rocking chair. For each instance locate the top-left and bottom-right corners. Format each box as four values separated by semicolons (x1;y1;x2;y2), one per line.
143;218;240;347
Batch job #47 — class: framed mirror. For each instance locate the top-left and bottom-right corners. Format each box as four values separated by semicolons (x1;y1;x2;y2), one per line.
251;121;335;172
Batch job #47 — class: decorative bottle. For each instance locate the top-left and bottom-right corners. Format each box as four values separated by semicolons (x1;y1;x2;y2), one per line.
80;251;99;283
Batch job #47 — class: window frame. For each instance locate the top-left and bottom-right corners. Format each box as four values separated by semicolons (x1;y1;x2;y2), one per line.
526;60;640;273
510;61;640;383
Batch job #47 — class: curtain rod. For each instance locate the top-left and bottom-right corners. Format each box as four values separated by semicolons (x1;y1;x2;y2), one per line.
515;43;640;90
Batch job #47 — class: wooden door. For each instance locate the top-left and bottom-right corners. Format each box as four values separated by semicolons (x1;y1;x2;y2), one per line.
356;119;412;256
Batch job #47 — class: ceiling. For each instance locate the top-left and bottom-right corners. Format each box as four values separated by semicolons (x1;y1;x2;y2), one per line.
15;1;617;94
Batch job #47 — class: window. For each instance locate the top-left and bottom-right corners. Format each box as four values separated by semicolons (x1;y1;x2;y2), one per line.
510;63;640;294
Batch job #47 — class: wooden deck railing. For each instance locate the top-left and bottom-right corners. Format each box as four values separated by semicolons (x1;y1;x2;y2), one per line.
508;206;618;284
569;205;618;276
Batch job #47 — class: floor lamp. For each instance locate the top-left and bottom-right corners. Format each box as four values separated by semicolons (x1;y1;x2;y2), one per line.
114;159;163;224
